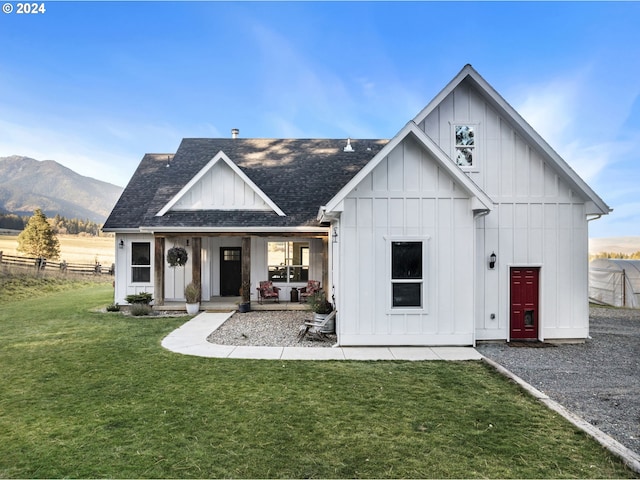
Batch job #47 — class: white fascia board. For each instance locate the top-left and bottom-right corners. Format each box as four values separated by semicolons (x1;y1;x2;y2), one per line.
322;121;493;215
101;227;144;233
155;150;286;217
139;226;329;234
414;64;610;215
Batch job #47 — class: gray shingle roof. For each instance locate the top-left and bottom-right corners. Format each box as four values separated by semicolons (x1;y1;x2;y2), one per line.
103;138;388;231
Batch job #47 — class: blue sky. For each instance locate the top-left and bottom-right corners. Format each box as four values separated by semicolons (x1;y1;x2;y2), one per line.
1;1;639;238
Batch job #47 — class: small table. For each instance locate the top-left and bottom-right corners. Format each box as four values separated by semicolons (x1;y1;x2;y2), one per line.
290;288;299;303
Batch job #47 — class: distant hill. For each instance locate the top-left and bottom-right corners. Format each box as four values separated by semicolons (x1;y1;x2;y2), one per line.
0;155;123;223
589;236;640;255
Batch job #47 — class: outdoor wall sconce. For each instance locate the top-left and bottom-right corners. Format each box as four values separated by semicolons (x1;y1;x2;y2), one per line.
489;251;497;269
332;227;338;243
186;238;190;247
119;239;124;249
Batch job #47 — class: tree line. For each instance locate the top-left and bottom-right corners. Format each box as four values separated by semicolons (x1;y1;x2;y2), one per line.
590;251;640;260
0;213;105;236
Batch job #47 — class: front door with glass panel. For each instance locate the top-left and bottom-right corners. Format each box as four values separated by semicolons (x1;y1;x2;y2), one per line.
510;267;540;340
220;247;241;296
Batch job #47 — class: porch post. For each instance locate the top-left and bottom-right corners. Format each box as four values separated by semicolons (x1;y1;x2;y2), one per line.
154;237;165;306
322;236;329;299
241;236;251;303
191;237;202;287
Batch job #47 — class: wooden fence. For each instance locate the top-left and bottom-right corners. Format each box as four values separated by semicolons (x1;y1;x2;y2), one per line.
0;251;114;276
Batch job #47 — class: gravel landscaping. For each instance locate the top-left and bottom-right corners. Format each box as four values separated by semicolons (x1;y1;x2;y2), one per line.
207;310;337;347
477;306;640;455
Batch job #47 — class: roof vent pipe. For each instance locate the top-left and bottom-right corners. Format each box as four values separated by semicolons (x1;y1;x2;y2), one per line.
343;138;354;152
231;128;239;139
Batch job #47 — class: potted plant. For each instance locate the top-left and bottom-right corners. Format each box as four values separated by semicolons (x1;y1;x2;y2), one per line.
184;282;201;315
167;246;188;267
238;281;251;313
308;291;335;333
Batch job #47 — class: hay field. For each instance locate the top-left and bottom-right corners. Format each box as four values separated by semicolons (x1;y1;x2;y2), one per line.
0;234;115;265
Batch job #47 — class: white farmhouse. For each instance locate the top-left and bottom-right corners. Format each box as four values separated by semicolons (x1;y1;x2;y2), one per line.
104;65;610;345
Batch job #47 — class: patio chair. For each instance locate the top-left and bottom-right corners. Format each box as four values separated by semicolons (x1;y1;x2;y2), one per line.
297;310;337;342
298;280;321;303
256;281;280;304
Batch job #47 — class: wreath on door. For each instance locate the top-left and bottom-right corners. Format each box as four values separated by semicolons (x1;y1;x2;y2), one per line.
167;246;188;267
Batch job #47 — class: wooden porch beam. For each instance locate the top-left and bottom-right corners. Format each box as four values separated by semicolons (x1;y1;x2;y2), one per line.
154;237;165;306
241;236;251;303
192;237;202;287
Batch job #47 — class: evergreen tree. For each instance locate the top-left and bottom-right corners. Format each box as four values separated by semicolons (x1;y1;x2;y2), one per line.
17;209;61;260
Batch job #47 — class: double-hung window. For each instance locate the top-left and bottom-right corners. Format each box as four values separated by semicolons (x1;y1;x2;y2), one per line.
391;241;423;308
131;242;151;283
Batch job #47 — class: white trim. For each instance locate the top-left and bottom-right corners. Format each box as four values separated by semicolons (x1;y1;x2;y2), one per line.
156;150;286;217
138;226;329;234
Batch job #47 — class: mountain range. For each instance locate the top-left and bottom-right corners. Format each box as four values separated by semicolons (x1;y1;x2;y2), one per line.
0;155;123;223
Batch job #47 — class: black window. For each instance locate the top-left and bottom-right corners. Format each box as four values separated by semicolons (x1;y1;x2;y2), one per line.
132;242;151;283
392;241;422;307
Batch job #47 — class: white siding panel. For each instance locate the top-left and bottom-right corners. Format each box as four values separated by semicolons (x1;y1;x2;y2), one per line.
172;160;271;212
374;198;388;228
357;198;373;228
387;148;404;191
406;198;421;232
372;157;388;191
404;138;422;191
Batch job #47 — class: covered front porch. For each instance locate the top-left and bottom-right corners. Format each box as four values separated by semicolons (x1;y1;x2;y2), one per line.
152;231;330;307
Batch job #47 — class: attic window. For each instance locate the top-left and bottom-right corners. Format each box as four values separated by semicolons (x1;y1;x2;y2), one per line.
454;125;475;167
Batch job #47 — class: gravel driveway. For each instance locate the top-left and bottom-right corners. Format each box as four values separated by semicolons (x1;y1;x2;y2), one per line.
477;306;640;455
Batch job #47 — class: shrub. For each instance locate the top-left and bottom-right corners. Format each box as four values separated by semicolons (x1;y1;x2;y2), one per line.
309;291;333;314
125;292;153;305
129;303;152;316
106;303;120;312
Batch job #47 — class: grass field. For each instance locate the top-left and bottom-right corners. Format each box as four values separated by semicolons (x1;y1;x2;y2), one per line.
0;278;635;478
0;233;114;265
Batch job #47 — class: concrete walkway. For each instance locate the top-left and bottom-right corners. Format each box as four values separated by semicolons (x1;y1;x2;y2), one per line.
161;312;484;360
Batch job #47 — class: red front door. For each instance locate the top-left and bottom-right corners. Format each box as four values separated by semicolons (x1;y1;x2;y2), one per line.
510;268;539;340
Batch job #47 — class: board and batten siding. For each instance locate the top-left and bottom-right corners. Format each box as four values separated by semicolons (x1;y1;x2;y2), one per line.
420;78;590;341
114;233;155;305
337;136;477;346
172;159;270;211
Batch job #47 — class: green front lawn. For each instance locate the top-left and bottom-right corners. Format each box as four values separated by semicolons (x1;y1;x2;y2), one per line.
0;281;634;478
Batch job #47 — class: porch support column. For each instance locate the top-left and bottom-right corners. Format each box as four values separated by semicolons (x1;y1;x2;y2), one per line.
241;236;251;303
322;236;329;300
191;237;202;287
154;237;165;306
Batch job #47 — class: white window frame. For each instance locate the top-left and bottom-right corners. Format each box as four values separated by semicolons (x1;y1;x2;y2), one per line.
386;236;429;311
267;240;310;284
451;122;479;171
131;242;151;284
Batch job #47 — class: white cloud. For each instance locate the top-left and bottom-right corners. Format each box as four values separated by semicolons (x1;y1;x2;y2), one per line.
512;68;639;184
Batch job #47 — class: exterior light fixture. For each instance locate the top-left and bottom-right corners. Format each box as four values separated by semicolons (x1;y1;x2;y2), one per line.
186;238;190;247
332;227;338;243
489;251;497;269
119;239;124;249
